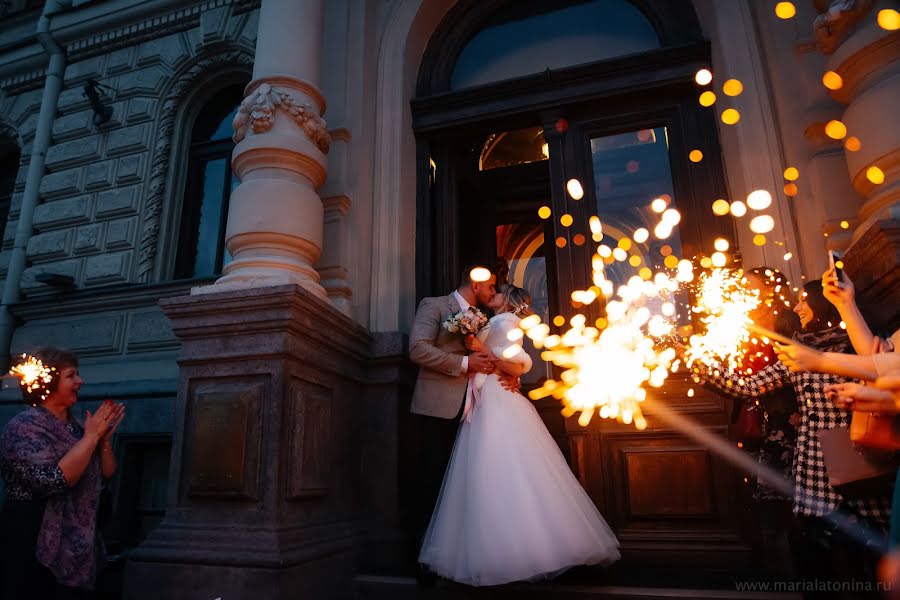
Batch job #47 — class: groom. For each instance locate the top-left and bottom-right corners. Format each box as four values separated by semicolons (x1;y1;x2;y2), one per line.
408;264;509;583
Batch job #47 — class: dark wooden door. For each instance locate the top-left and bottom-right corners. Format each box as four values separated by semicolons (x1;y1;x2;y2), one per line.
418;105;754;571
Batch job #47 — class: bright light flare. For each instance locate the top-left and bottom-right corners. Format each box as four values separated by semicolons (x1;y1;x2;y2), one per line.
8;354;56;402
567;179;585;200
695;69;713;86
470;267;492;282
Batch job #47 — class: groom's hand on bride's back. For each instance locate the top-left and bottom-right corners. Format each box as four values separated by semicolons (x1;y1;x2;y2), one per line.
468;352;496;374
497;373;521;393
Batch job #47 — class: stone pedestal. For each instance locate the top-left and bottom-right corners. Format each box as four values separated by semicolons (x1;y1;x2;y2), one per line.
123;284;372;599
843;219;900;332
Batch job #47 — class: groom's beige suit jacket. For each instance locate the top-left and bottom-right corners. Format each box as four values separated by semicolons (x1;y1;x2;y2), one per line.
409;293;469;419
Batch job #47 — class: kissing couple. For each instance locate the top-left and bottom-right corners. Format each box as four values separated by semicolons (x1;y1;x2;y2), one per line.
409;263;620;587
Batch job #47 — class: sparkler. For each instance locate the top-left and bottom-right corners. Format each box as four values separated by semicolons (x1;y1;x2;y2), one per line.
683;269;761;373
8;354;56;402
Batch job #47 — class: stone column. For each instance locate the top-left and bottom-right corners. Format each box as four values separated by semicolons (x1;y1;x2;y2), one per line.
207;0;330;299
821;1;900;330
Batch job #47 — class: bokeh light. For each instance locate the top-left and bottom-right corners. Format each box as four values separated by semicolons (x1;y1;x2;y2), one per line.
840;220;849;229
878;9;900;30
633;228;650;243
714;238;730;252
651;197;668;213
721;109;741;125
695;69;713;86
470;267;492;282
712;199;731;216
556;236;567;248
730;200;747;217
750;215;775;233
775;2;796;19
825;120;847;140
783;167;799;181
699;91;716;107
844;137;861;152
689;150;704;163
567;179;585;200
822;71;843;90
784;183;798;197
723;79;743;96
711;252;727;267
538;205;552;219
867;166;885;184
753;234;767;246
747;190;773;210
560;213;574;227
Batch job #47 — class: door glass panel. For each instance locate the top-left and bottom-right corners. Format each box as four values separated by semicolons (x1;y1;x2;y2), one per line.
591;127;687;317
480;126;548;171
496;223;551;386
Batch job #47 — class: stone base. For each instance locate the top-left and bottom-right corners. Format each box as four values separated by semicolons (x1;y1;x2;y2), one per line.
844;218;900;332
122;284;374;599
124;550;355;600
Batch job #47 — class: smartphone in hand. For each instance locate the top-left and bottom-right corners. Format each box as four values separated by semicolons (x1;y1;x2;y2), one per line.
828;250;844;283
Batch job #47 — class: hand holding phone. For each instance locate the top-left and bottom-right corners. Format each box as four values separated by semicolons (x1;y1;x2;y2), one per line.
828;250;844;283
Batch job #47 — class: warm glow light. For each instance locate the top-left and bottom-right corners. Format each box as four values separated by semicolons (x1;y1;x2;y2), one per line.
878;9;900;30
714;238;729;252
783;252;793;260
723;79;743;97
700;256;712;269
822;71;843;90
730;201;747;217
613;247;628;261
753;234;767;246
538;205;552;219
560;213;574;227
721;109;741;125
567;179;585;200
783;167;799;181
867;166;885;184
784;183;798;197
618;237;633;251
712;199;730;216
750;215;776;233
654;223;673;239
662;208;682;226
775;1;796;19
844;137;861;152
651;198;667;213
711;252;727;267
664;255;679;269
689;150;703;163
553;315;565;327
747;190;772;210
695;69;713;86
470;267;491;282
573;234;586;246
629;255;642;267
556;236;567;248
699;91;716;107
589;216;602;235
840;220;850;229
825;120;847;140
633;228;650;244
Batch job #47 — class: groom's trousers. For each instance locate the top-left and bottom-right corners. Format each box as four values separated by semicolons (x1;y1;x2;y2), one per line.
413;400;465;558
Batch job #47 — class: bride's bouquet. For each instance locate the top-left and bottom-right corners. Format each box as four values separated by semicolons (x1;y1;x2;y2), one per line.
443;307;489;336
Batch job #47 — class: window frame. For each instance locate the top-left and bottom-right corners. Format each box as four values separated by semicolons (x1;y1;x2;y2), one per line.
156;70;250;282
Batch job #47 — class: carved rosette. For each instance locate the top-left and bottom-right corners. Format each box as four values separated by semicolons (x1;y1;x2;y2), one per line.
232;83;331;153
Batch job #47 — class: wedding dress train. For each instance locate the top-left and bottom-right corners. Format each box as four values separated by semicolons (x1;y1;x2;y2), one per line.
419;312;620;586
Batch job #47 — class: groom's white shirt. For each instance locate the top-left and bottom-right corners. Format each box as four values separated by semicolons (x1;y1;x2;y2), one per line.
453;290;470;373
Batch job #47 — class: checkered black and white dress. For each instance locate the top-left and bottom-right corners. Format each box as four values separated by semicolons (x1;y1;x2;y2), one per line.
701;360;892;527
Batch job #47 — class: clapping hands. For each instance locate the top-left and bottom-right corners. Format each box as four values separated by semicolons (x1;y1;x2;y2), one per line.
85;399;125;444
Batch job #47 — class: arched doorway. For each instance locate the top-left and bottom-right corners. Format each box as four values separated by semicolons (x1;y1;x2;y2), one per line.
412;0;758;575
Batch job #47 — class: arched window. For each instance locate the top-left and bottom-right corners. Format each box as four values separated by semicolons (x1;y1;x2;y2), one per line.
0;137;20;239
451;0;660;90
173;84;244;279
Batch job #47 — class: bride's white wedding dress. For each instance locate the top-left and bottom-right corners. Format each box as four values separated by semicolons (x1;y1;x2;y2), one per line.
419;312;620;587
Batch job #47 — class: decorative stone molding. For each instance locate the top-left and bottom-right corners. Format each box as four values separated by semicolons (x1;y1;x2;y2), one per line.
232;83;330;153
65;0;248;62
0;118;18;145
135;49;254;283
813;0;874;55
0;68;47;95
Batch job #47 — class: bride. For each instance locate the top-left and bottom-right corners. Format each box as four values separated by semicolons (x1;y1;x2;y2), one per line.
419;284;620;587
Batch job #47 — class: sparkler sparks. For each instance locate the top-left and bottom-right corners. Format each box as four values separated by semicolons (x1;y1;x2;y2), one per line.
684;269;761;373
8;354;56;402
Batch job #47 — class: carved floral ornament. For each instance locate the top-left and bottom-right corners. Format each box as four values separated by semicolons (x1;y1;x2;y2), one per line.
232;83;331;153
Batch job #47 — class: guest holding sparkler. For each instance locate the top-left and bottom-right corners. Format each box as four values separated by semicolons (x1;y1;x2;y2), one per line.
0;347;124;599
689;280;890;596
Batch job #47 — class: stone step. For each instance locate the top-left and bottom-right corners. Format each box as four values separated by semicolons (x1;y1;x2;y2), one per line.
353;575;802;600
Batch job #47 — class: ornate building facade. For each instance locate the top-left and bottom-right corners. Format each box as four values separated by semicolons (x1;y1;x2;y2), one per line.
0;0;897;597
